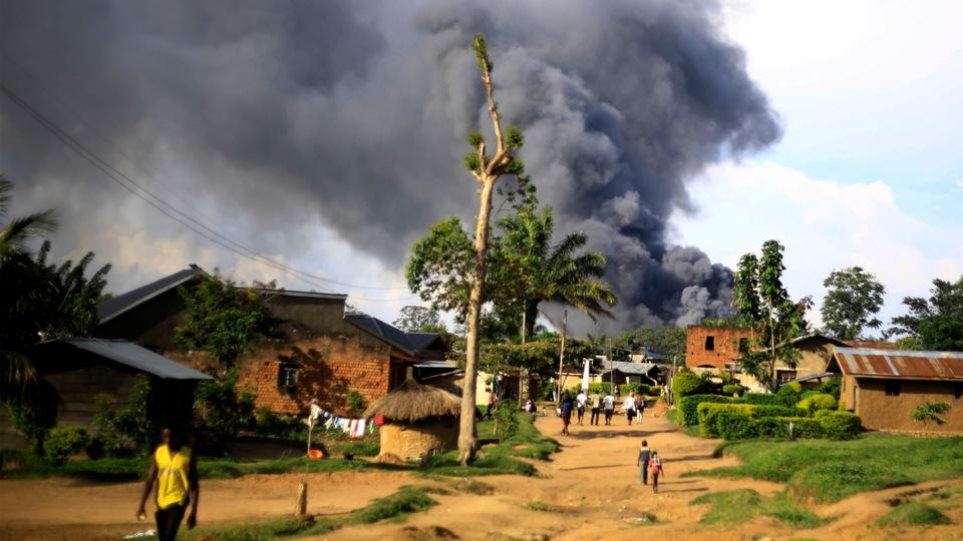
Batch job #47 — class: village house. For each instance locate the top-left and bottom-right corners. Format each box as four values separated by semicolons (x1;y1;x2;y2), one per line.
94;266;446;417
685;325;752;375
829;347;963;433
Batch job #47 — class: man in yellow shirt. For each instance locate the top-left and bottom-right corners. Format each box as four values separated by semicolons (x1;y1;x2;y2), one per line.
136;426;199;541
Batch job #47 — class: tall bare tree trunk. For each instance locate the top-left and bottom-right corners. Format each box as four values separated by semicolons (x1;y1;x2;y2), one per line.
519;310;527;407
555;309;567;400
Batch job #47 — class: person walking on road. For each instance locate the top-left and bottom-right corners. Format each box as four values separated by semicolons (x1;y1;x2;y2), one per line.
589;389;602;426
623;391;638;426
559;391;574;436
602;389;615;425
136;426;200;541
648;450;665;493
575;389;588;425
636;439;651;485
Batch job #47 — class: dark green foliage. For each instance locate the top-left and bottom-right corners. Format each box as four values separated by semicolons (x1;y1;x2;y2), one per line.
715;410;757;440
91;374;154;456
790;462;912;503
821;266;886;340
346;390;367;416
392;305;443;333
679;394;737;426
797;393;837;412
890;276;963;351
612;326;687;366
784;417;824;439
467;130;484;147
912;401;951;426
43;426;87;463
722;384;743;396
875;502;952;527
194;370;255;444
493;403;519;441
175;277;276;368
815;411;862;440
753;405;800;418
348;486;438;524
753;418;791;439
672;369;704;401
253;407;305;440
6;384;57;452
816;376;841;400
691;489;825;528
463;151;481;172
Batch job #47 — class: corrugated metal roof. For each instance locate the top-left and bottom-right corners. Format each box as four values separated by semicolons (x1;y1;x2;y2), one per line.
600;360;659;376
97;266;205;323
345;314;443;356
833;347;963;381
57;338;213;380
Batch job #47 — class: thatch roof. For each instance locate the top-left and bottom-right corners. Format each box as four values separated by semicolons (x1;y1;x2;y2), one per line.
364;376;461;422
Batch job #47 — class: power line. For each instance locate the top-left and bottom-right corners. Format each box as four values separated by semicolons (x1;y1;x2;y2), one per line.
0;80;417;300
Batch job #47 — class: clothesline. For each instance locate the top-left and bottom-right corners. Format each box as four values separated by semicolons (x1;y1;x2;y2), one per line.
310;407;373;438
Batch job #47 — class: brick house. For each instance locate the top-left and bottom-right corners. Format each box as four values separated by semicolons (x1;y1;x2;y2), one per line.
685;325;752;372
829;347;963;433
95;266;446;417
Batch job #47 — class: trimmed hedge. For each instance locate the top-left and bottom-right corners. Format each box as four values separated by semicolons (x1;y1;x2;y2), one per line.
722;384;744;397
672;370;704;399
815;411;862;440
716;410;756;440
743;393;795;408
699;404;754;437
798;393;837;412
679;394;738;426
44;426;88;463
783;417;824;439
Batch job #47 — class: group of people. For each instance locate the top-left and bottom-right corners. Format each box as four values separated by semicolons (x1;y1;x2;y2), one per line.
636;439;665;493
558;388;646;435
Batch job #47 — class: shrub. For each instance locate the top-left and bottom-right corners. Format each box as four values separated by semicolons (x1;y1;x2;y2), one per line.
672;369;704;399
619;383;642;397
752;417;791;438
875;502;952;527
698;403;753;437
816;376;841;400
44;426;88;463
7;393;58;453
493;403;520;441
722;384;744;397
744;393;795;408
911;401;951;426
92;374;155;456
194;370;255;445
816;411;861;440
783;417;823;439
255;408;305;439
679;394;738;426
716;411;757;440
586;383;614;395
752;405;800;418
797;393;837;412
346;390;367;416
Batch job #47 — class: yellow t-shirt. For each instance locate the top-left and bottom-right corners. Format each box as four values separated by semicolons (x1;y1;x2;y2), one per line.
155;444;192;509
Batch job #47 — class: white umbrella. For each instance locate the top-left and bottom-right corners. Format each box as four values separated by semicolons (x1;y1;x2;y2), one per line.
581;358;591;390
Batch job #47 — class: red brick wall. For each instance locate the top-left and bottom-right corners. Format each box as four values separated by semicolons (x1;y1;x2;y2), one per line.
685;326;752;370
166;333;396;417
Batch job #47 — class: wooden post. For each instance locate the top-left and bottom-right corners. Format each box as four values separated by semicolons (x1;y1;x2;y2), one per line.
556;309;567;400
295;479;308;517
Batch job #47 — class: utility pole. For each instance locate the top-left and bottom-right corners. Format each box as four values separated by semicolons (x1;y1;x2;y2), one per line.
556;309;567;401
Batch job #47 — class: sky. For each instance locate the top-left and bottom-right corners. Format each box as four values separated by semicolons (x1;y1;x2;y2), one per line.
671;0;963;331
2;0;961;337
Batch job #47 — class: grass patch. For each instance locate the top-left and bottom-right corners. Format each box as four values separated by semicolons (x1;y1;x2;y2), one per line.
687;433;963;503
528;501;549;512
875;502;952;527
691;489;826;528
183;486;437;540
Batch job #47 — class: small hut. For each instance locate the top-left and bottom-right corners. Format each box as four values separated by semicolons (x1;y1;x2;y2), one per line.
364;373;461;460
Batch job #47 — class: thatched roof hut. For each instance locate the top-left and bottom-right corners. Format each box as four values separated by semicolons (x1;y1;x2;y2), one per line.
365;374;461;460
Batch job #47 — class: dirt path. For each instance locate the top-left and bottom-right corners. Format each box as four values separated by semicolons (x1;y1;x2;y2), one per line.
2;410;962;540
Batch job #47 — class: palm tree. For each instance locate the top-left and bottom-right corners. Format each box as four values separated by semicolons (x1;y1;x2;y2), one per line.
0;175;57;260
497;207;617;341
0;175;57;398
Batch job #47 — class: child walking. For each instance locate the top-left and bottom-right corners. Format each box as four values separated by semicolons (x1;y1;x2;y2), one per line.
636;439;651;485
648;450;664;493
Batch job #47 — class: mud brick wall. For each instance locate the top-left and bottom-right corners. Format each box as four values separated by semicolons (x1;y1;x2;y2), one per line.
685;326;752;370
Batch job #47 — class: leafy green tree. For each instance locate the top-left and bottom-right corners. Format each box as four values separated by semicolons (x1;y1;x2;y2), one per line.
392;305;443;333
614;326;687;365
733;240;809;390
911;401;951;427
890;276;963;351
0;175;56;259
175;276;276;369
821;266;885;340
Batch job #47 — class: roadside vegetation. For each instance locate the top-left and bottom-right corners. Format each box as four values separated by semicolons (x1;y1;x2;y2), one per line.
687;433;963;503
691;489;826;529
874;502;951;527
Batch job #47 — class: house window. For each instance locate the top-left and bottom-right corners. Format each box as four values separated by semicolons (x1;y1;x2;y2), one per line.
705;336;715;351
738;338;749;353
885;382;901;396
278;363;299;390
955;384;962;400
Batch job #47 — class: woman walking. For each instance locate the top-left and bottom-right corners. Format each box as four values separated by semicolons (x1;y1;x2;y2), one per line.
623;391;638;426
648;450;665;493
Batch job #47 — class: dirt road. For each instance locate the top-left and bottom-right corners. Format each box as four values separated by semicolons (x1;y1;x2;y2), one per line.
2;408;961;540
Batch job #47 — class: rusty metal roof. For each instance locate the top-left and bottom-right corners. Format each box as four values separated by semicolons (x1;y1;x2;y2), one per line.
833;347;963;380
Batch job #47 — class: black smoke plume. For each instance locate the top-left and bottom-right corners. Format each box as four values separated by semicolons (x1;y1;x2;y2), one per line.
0;0;779;331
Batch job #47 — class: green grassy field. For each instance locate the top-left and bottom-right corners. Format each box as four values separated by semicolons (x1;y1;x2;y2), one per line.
686;433;963;503
690;489;826;529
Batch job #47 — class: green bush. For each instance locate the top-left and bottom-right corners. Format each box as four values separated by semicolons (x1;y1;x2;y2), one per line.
493;403;520;441
816;376;841;400
815;411;861;440
716;411;758;440
875;502;952;527
194;370;255;445
698;403;754;437
672;369;704;399
797;393;837;412
619;383;642;397
783;417;824;439
752;405;800;418
722;384;744;396
43;426;88;463
744;392;795;408
92;374;155;456
679;394;738;426
752;417;791;438
254;408;305;439
586;383;614;395
7;394;58;453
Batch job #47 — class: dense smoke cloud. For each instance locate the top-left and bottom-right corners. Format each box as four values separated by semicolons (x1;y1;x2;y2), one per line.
1;0;779;331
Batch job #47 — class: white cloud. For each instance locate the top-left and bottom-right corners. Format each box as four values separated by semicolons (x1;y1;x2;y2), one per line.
670;161;963;331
